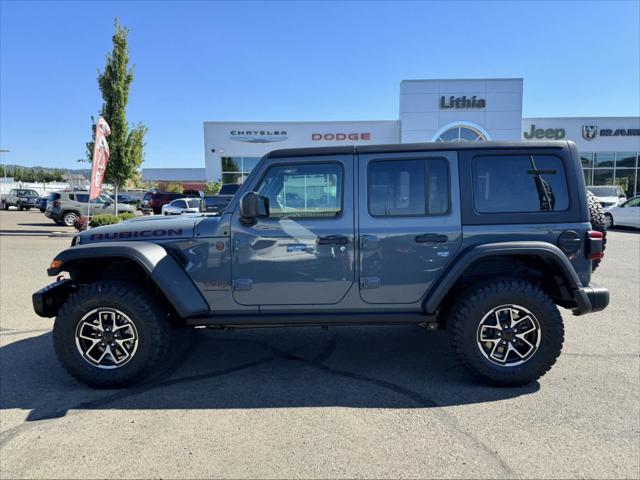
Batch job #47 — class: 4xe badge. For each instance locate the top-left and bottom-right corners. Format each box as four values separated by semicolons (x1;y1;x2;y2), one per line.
582;125;598;141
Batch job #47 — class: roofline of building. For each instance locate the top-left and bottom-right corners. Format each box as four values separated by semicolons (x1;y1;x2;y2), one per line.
401;77;523;83
203;120;398;125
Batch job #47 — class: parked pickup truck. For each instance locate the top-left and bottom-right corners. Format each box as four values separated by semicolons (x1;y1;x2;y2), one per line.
34;141;609;389
1;188;40;210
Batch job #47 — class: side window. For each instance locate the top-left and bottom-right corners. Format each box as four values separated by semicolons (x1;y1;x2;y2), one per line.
473;155;569;213
76;194;89;203
368;158;450;217
257;163;342;218
623;197;640;207
68;194;75;201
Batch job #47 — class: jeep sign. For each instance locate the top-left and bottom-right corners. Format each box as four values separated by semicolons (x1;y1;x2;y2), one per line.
524;125;566;140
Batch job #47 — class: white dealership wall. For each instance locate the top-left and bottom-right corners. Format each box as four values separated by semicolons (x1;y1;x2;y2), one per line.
203;121;400;182
140;78;640;185
399;78;524;142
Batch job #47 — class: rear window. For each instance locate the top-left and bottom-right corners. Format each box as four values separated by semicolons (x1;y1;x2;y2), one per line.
473;155;569;213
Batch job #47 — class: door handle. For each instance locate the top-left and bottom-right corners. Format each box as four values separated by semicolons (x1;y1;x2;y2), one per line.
415;234;448;243
317;235;349;246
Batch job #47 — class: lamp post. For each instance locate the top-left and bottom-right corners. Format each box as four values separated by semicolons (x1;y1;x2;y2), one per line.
0;149;9;181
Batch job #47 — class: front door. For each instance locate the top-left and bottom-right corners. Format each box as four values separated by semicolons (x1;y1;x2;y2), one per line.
231;155;355;306
358;151;462;304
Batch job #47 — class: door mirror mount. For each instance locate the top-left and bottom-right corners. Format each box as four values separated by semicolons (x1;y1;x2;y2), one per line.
240;192;269;224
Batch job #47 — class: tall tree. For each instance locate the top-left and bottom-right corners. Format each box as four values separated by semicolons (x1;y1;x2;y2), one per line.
86;19;147;213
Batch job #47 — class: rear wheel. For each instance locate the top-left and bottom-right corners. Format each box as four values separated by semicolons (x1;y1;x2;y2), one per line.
587;190;607;272
448;278;564;386
53;281;170;388
604;213;613;229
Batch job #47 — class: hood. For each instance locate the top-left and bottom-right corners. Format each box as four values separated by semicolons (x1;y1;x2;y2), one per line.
79;215;203;244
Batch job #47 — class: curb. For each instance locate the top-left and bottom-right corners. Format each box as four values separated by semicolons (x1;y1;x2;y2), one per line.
49;232;76;238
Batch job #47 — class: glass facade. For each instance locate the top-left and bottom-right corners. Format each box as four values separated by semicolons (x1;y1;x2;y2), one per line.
581;152;639;197
221;156;260;185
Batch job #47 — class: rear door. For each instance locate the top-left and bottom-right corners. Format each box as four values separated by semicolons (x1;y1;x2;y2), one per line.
358;151;462;304
231;155;355;306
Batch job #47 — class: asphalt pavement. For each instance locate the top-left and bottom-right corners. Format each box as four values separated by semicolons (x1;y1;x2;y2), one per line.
0;209;638;479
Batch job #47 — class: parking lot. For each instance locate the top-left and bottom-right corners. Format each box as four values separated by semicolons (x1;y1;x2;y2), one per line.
0;209;638;479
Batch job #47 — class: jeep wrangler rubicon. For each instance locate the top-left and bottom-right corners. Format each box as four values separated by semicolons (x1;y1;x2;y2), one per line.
33;141;609;388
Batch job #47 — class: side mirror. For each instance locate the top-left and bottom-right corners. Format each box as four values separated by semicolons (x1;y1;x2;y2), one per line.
240;192;269;223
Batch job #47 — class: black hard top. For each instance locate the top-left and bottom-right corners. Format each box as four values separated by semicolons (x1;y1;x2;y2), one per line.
266;140;572;158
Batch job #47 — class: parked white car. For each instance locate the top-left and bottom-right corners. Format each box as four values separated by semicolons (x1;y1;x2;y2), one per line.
604;196;640;229
587;186;627;208
161;198;202;215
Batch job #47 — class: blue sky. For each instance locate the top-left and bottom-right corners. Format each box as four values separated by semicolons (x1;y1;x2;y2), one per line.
1;0;639;169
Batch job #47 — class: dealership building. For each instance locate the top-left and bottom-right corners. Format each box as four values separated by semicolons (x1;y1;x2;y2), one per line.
143;78;640;196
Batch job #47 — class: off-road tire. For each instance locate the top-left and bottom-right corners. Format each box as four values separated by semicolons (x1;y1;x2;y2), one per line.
18;203;23;211
587;190;607;272
62;211;78;227
53;281;170;388
1;201;7;210
448;278;564;387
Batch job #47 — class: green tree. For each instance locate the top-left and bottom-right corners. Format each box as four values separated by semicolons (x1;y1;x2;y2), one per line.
86;19;147;213
203;181;222;195
163;182;183;193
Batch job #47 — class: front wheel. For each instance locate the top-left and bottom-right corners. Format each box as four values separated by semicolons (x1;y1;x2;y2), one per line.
448;278;564;386
53;282;170;388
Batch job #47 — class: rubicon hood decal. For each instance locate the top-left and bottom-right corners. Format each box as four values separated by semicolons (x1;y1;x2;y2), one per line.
79;216;199;243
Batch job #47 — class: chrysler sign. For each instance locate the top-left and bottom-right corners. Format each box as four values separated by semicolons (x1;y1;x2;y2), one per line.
230;130;288;143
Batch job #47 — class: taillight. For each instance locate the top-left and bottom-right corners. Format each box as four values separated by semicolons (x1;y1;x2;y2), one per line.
587;231;604;260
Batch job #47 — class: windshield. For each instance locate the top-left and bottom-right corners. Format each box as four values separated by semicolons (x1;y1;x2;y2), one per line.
17;190;38;197
588;186;621;197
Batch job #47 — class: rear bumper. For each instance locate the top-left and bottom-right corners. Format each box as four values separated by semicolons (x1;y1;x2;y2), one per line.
572;283;610;316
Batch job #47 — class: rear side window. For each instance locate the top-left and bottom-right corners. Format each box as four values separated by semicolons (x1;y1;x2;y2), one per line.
473;155;569;213
368;158;450;217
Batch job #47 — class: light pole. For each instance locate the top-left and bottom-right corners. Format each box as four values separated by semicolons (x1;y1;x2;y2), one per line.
0;149;9;181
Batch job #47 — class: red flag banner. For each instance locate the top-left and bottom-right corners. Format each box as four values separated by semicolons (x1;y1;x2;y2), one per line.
89;116;112;200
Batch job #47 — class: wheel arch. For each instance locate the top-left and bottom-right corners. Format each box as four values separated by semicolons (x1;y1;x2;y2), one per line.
47;241;209;319
424;242;584;316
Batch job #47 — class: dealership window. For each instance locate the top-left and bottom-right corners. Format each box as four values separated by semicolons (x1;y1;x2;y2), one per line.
473;155;569;213
581;151;639;197
435;125;486;142
368;158;450;216
580;152;593;168
257;163;342;218
221;156;260;185
594;152;614;168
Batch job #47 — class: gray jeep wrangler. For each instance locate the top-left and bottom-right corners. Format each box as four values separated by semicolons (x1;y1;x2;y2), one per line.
33;141;609;388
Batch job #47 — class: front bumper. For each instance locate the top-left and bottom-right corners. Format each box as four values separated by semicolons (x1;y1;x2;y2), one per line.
32;279;76;318
572;283;610;316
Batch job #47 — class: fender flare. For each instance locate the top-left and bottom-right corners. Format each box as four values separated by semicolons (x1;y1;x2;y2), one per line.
423;241;584;314
48;241;209;318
